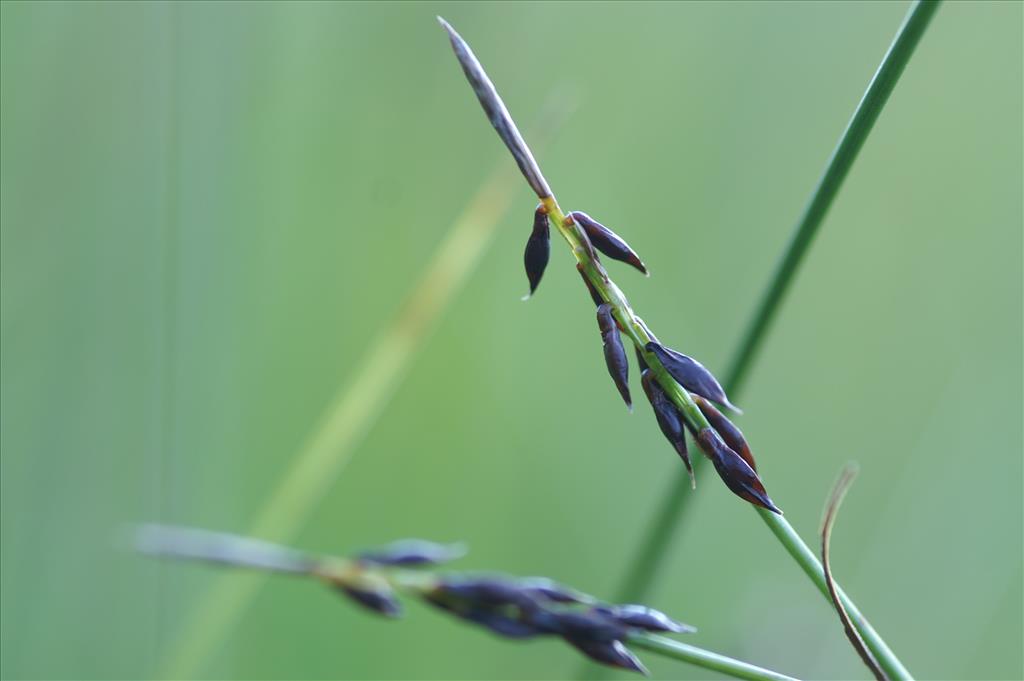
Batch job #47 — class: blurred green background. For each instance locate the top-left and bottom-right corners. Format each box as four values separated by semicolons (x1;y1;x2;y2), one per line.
2;1;1021;679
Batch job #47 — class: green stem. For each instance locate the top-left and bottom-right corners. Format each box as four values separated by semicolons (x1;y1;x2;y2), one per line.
610;0;939;675
630;634;798;681
758;509;906;680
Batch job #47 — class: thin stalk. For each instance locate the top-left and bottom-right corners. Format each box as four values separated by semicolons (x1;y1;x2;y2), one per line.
139;525;798;681
610;0;939;674
441;3;938;679
629;634;797;681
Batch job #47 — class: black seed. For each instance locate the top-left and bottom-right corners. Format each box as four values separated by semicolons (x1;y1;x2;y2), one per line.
565;638;649;676
577;264;605;306
641;369;695;487
645;342;741;413
335;584;403;618
593;604;695;634
358;539;466;567
697;429;781;514
597;304;631;409
569;211;648;275
523;205;550;298
693;395;756;472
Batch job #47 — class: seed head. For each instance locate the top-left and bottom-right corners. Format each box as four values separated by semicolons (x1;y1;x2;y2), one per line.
697;428;781;514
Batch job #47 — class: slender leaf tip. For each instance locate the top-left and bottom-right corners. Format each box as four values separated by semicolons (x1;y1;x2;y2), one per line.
438;16;552;198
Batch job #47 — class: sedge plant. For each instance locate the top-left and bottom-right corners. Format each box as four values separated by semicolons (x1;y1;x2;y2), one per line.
437;6;938;678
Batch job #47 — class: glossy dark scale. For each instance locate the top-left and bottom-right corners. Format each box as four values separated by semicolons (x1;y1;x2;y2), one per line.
569;211;648;275
645;342;741;413
597;304;631;409
523;205;550;297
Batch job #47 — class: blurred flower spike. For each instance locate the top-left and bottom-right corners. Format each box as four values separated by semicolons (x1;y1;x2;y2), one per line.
136;526;693;675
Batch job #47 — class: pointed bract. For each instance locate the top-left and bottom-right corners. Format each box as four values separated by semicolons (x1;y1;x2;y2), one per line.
566;638;649;676
335;584;403;618
697;429;781;514
569;211;648;275
519;577;594;604
597;304;631;409
523;205;550;297
646;342;741;413
641;370;695;487
693;395;756;472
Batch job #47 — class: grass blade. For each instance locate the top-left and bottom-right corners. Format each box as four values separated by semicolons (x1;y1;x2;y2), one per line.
610;0;940;605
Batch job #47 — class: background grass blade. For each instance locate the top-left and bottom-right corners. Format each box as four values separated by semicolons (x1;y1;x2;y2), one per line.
611;0;941;604
158;105;571;678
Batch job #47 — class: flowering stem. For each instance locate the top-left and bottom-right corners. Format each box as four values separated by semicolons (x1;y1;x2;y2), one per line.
138;525;798;680
440;2;939;679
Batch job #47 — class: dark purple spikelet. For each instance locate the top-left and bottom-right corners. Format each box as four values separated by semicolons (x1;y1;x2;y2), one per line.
335;584;403;618
693;395;757;472
358;539;466;567
577;264;605;306
523;204;550;298
640;369;695;487
645;342;741;414
697;429;781;514
597;304;632;409
434;576;534;608
438;18;551;199
569;211;648;276
593;604;695;634
464;609;543;639
549;610;628;643
518;577;593;604
566;638;649;676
